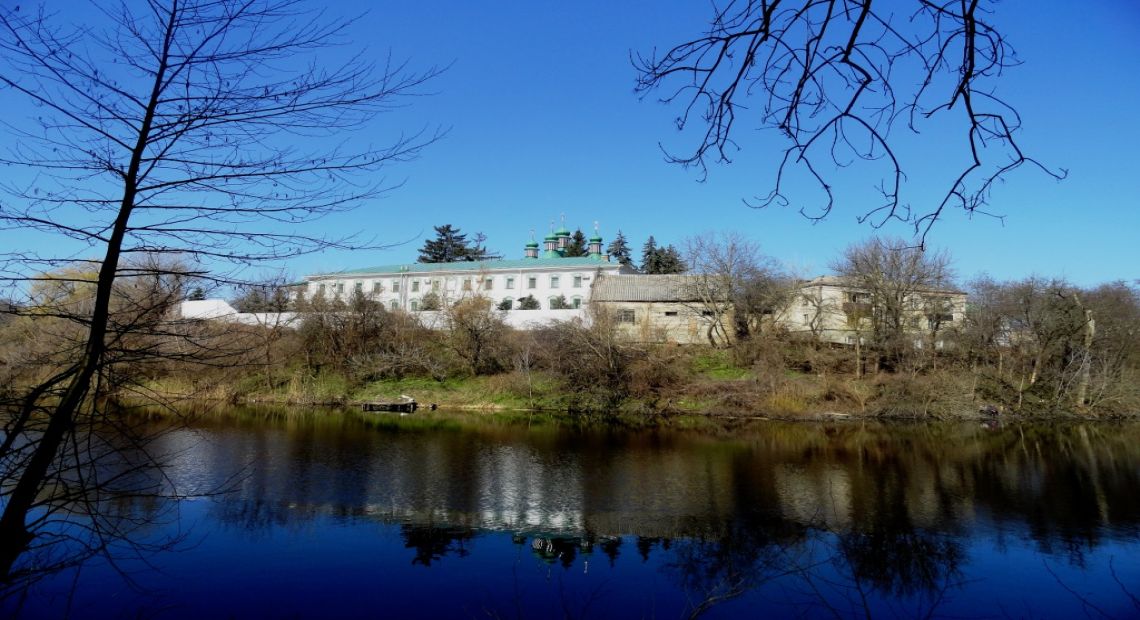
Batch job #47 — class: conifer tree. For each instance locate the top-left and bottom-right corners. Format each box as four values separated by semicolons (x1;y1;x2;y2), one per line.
640;236;659;273
655;245;687;274
417;226;501;263
607;230;633;267
565;229;588;257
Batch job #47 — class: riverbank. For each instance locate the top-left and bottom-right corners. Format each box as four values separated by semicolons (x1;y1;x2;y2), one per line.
138;347;1139;421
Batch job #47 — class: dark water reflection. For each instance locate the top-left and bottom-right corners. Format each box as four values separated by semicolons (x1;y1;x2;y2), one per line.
10;412;1140;619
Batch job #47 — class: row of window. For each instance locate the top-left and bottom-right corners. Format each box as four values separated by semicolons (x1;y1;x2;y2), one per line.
316;274;588;296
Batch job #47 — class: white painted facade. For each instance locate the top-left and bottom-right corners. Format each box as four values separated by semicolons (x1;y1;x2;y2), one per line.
300;256;635;313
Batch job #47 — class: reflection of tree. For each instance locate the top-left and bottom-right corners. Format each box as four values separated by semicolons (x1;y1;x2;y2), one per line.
663;521;807;619
599;537;622;567
0;419;187;595
837;527;963;597
401;524;477;567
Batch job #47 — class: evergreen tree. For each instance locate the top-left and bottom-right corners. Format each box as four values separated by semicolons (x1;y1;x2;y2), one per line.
565;229;588;257
640;236;659;273
418;225;470;263
640;236;687;274
607;230;633;266
517;295;540;310
655;245;687;274
417;226;501;263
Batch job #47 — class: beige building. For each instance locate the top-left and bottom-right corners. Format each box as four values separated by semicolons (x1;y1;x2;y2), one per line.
591;275;730;345
592;274;966;348
778;275;967;347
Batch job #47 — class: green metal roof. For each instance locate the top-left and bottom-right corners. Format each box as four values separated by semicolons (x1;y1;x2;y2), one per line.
311;256;612;278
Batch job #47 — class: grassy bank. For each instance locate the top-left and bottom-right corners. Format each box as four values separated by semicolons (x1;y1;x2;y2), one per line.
140;347;1135;420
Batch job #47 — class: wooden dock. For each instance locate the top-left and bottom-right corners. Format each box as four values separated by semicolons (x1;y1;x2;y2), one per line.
361;397;438;414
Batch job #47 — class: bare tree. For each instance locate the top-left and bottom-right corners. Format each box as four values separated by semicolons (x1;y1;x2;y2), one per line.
0;0;439;584
443;296;512;376
831;237;955;370
681;232;791;347
635;1;1064;240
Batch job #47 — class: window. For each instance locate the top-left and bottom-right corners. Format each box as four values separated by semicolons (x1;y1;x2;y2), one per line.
527;276;537;289
432;280;440;291
617;309;635;323
484;278;493;291
318;283;326;295
410;300;419;312
506;277;515;290
373;282;383;294
412;280;420;292
354;282;363;293
336;283;345;295
550;275;560;288
462;278;472;291
390;300;398;310
572;297;582;309
392;280;400;293
573;275;582;288
664;311;678;317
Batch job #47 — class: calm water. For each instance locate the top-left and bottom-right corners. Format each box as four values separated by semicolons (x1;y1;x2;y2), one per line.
7;411;1140;619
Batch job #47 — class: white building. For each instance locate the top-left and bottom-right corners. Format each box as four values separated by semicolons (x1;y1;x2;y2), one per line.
299;227;635;312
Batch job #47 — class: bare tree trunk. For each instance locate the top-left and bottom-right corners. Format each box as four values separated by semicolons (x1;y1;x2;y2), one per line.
1075;307;1095;408
0;9;173;578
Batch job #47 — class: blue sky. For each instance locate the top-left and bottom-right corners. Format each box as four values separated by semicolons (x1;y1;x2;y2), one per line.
300;0;1139;287
4;1;1138;288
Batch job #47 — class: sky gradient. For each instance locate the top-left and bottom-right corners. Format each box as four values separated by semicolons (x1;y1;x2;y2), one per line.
4;1;1138;289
